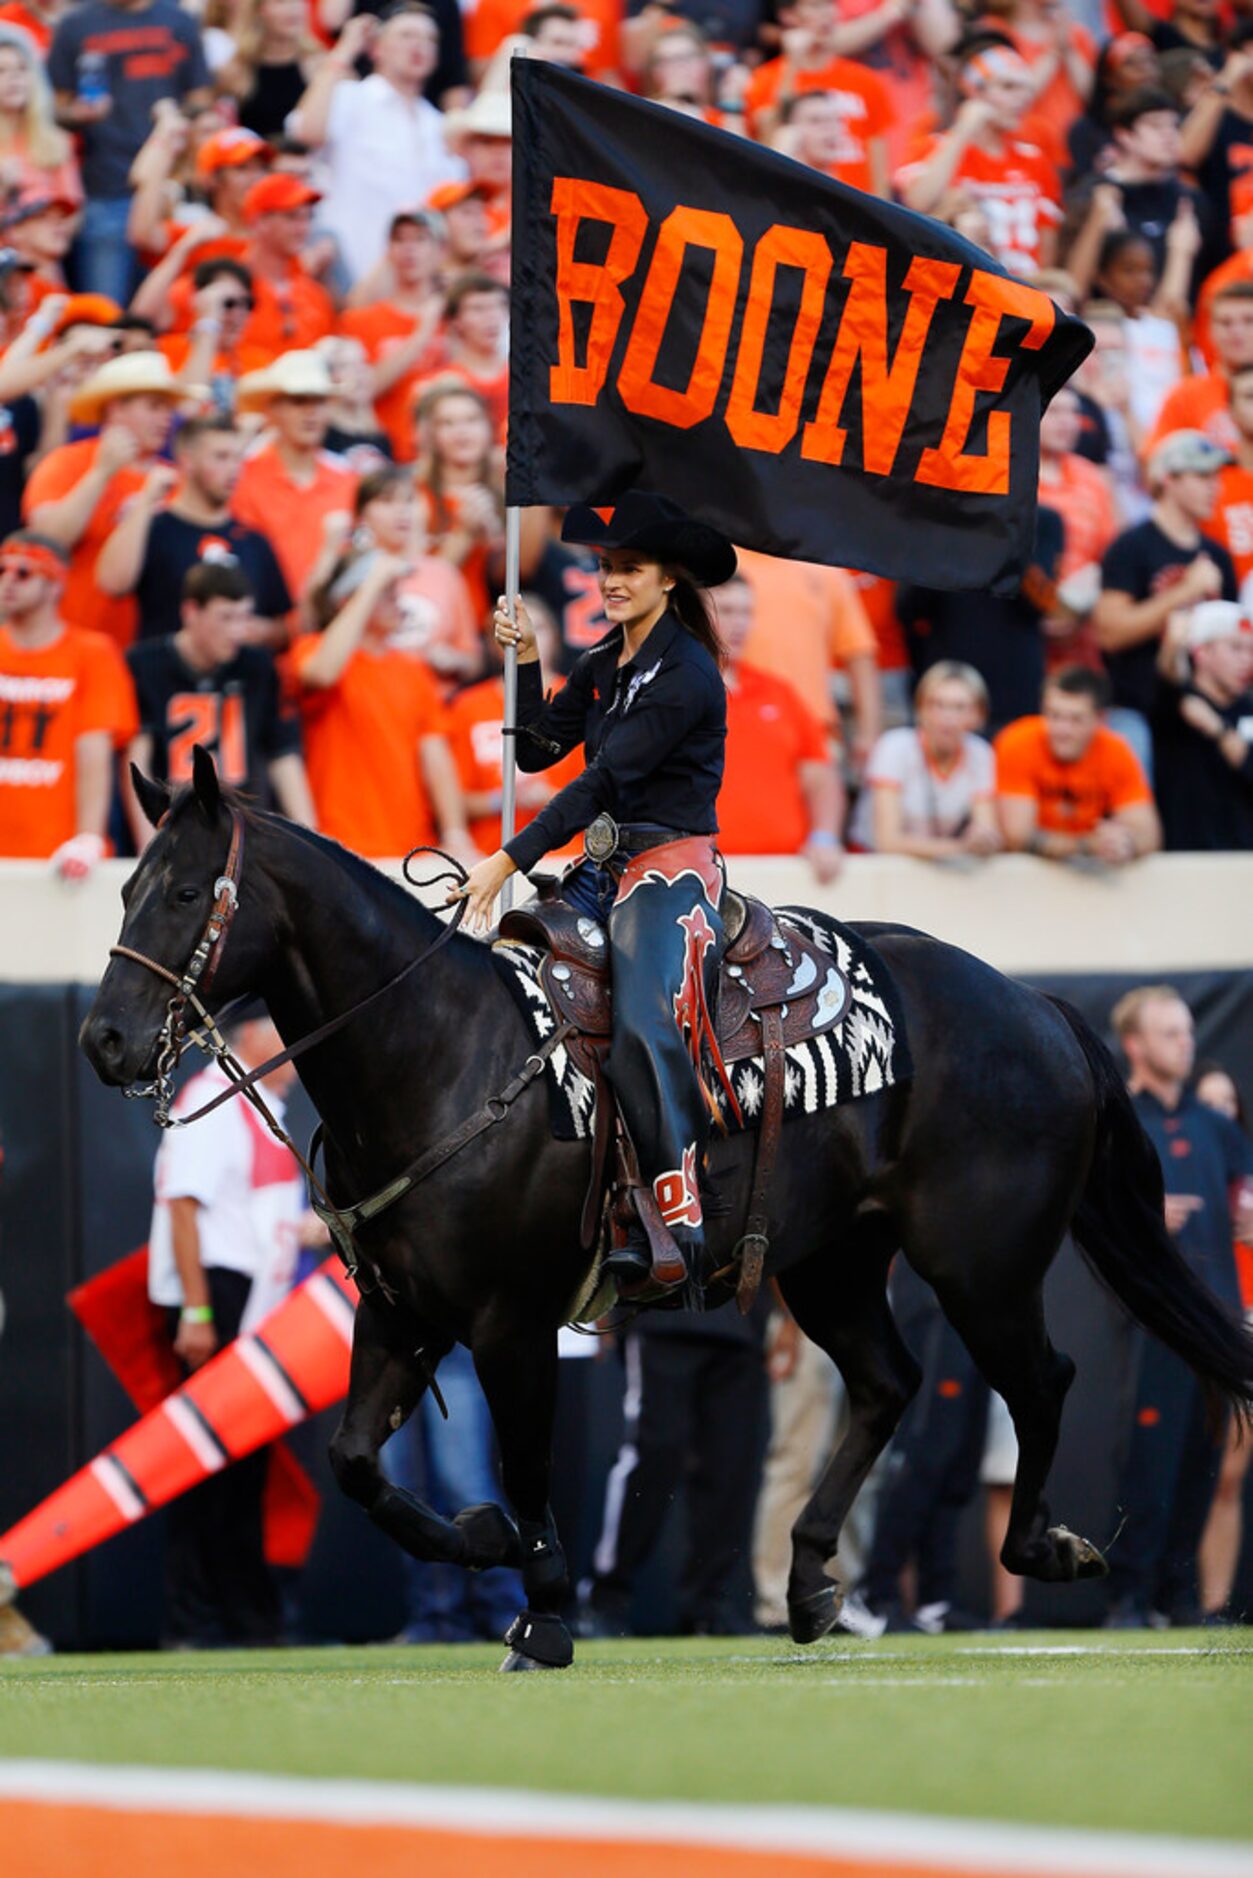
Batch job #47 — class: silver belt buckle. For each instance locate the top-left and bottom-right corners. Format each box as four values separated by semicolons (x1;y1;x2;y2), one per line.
584;812;619;865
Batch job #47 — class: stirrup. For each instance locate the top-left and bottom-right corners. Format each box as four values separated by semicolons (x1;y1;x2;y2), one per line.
602;1232;652;1287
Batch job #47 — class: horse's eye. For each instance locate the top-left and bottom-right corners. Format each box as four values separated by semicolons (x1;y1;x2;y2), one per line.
175;885;201;906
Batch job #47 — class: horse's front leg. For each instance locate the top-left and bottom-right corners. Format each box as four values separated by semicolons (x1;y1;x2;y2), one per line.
473;1315;574;1671
330;1292;511;1570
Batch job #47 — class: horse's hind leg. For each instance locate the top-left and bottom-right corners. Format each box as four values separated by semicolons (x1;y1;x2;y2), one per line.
779;1218;922;1644
473;1317;574;1671
329;1293;519;1572
933;1279;1106;1585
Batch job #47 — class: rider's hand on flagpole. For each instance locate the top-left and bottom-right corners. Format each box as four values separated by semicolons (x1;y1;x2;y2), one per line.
493;594;539;663
448;848;517;933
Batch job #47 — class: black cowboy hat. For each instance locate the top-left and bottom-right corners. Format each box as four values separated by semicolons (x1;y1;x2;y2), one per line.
561;492;737;588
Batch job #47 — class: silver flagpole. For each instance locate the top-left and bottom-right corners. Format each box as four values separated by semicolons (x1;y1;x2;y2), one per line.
499;504;521;912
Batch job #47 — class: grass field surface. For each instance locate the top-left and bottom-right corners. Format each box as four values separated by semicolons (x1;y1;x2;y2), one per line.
2;1630;1250;1845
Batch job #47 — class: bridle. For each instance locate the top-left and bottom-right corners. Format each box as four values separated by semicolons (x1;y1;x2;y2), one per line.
112;806;248;1126
109;809;472;1133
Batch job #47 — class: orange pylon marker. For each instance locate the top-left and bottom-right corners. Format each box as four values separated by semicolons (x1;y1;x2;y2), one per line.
0;1260;356;1599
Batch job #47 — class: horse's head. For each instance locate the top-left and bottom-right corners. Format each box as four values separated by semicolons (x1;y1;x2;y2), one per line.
81;747;275;1087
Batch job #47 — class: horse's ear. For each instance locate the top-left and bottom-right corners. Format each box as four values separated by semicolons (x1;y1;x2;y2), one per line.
191;744;221;823
129;764;171;830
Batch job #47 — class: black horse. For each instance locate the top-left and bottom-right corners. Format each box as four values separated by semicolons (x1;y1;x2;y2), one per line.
81;755;1253;1668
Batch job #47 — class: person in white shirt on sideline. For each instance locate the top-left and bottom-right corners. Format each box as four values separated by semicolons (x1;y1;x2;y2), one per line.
848;661;1002;860
289;5;465;286
147;1004;317;1647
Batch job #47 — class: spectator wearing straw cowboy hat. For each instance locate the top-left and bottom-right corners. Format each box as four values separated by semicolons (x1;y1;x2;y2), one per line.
441;87;511;249
22;349;204;648
231;349;357;604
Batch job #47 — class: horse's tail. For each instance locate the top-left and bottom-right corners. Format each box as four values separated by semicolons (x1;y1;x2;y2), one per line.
1050;994;1253;1427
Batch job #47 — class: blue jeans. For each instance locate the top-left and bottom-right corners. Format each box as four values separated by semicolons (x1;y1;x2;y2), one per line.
1105;707;1154;785
72;196;139;305
380;1344;523;1641
560;858;619;924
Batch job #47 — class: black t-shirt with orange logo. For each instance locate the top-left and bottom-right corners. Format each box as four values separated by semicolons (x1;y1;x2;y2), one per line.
47;0;210;198
135;511;292;642
126;638;301;805
0;396;41;540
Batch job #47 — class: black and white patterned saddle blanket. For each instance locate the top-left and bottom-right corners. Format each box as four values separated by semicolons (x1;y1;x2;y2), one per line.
490;906;911;1145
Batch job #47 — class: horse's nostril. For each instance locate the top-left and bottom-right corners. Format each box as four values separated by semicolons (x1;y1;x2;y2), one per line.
90;1023;123;1062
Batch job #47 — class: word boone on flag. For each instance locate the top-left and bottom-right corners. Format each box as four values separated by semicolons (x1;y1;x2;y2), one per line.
507;61;1093;595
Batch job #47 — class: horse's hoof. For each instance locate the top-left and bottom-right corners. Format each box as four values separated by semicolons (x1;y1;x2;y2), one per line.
502;1608;573;1669
453;1502;522;1571
788;1584;843;1645
1050;1525;1109;1580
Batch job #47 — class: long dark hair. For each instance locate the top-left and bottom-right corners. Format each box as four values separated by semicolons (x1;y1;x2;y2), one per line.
669;571;725;667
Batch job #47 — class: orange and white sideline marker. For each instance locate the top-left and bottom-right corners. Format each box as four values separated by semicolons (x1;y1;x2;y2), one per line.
1;1764;1248;1878
0;1261;356;1601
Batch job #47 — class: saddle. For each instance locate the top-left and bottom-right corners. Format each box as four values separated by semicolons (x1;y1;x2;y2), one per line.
497;881;850;1312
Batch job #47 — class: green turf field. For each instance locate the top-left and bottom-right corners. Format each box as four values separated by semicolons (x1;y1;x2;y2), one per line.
2;1631;1250;1842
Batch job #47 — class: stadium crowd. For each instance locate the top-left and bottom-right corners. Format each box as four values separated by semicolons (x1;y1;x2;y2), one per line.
0;0;1250;1652
0;0;1250;874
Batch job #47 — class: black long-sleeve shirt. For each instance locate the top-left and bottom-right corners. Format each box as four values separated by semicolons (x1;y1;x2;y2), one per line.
503;610;726;875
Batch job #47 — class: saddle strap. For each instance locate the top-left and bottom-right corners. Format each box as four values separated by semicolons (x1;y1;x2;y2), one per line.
735;1002;786;1317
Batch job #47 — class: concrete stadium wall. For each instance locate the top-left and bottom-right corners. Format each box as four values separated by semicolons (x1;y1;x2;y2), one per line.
1;855;1250;1645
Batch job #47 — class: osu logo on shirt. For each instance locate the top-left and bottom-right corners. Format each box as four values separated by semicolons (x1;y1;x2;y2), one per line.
0;408;17;457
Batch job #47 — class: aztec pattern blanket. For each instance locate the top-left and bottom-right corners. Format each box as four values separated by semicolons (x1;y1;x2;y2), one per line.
490;906;910;1144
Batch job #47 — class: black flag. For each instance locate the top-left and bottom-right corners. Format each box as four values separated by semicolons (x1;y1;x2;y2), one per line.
507;61;1092;595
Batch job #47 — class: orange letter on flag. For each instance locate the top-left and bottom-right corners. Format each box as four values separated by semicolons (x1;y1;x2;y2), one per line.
915;271;1056;497
549;177;649;406
617;205;744;428
802;244;960;475
724;225;832;456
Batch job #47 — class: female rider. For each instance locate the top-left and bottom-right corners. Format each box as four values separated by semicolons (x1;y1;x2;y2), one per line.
451;494;737;1295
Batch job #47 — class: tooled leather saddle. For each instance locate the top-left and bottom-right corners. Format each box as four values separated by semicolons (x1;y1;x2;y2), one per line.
497;880;850;1311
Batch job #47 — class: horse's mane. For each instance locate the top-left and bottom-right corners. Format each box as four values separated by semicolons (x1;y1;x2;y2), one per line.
162;784;464;945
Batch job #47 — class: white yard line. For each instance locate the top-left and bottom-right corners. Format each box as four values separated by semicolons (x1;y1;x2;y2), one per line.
0;1761;1248;1876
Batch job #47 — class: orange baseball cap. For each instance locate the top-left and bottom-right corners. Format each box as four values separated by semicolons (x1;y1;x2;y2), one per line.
196;127;274;178
426;179;489;214
243;173;322;221
52;293;124;334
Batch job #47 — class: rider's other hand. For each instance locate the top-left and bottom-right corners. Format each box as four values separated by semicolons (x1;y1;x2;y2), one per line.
492;595;539;663
50;831;106;881
448;849;517;933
